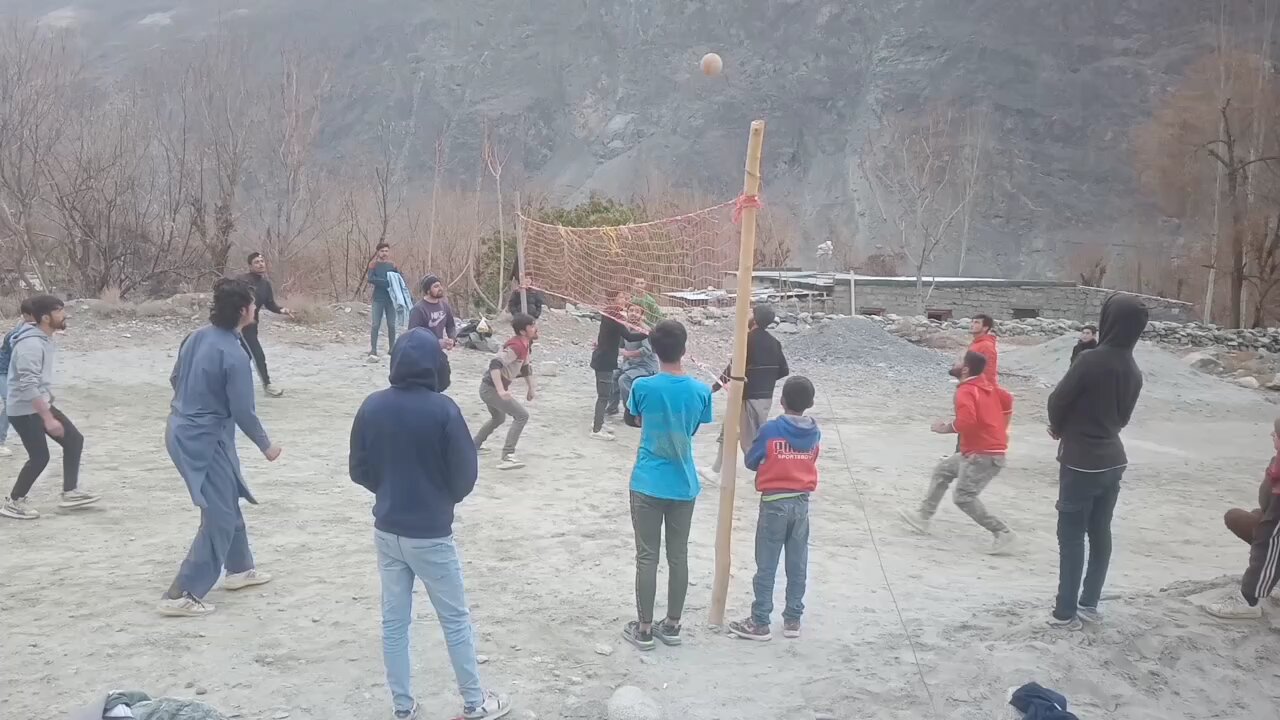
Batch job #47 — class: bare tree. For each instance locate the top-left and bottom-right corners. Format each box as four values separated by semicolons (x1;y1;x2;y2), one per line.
484;132;511;299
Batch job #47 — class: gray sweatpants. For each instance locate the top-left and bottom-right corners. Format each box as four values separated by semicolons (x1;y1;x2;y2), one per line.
919;452;1009;534
473;380;529;458
713;397;772;473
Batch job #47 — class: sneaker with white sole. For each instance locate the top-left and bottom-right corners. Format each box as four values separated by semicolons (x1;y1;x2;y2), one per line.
782;619;802;638
157;593;216;617
987;530;1019;555
1076;605;1102;624
476;446;492;455
1206;592;1263;620
367;354;380;363
1046;614;1083;631
222;569;272;591
497;456;525;471
897;508;931;534
264;384;284;398
58;489;101;509
0;445;12;457
393;700;419;720
462;690;512;720
0;496;38;520
590;430;615;442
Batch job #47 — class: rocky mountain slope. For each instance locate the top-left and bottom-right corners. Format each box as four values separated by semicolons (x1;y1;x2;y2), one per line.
13;0;1241;274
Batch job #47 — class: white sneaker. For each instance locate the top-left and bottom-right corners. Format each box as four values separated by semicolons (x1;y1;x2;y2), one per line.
264;384;284;398
589;430;615;442
393;701;420;720
987;530;1019;555
1076;605;1103;624
1206;592;1263;620
0;496;38;519
897;508;931;534
58;489;101;509
0;445;12;457
476;446;492;455
223;569;273;591
497;456;525;471
157;593;216;617
463;690;512;720
367;354;380;363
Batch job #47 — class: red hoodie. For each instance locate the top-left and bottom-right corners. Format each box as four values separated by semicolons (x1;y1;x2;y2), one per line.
969;333;999;384
953;377;1013;455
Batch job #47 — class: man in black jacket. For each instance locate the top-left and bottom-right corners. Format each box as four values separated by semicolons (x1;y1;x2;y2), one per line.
239;252;292;397
706;304;790;476
1046;294;1146;631
1069;325;1097;365
589;290;648;441
506;273;546;319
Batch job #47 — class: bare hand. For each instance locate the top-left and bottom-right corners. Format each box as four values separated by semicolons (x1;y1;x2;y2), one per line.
444;338;456;350
264;444;282;462
281;308;294;318
44;416;64;438
526;388;536;402
499;390;513;402
930;421;951;434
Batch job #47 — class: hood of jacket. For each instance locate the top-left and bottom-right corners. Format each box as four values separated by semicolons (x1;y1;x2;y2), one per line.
389;328;444;391
1097;294;1149;351
775;414;820;452
11;322;48;345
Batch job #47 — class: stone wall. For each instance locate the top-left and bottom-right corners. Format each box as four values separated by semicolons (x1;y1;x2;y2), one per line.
831;280;1192;323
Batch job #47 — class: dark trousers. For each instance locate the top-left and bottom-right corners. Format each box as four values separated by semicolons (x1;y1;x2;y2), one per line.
592;370;613;432
1053;465;1123;620
751;495;810;626
239;322;270;386
1241;493;1280;605
630;490;695;625
8;407;83;500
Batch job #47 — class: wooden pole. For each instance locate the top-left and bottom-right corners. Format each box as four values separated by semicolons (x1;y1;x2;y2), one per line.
709;119;766;627
516;191;528;315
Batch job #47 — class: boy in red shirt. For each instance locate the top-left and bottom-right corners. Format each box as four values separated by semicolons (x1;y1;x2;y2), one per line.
1207;417;1280;619
901;350;1018;555
728;376;820;642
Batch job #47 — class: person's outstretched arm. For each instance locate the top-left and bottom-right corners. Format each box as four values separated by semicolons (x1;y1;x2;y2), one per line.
226;351;272;453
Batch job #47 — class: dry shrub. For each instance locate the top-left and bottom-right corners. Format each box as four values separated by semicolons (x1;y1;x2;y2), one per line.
282;294;332;325
0;296;22;319
135;300;175;318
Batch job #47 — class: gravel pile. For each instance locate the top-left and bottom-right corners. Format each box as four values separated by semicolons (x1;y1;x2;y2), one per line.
785;316;956;402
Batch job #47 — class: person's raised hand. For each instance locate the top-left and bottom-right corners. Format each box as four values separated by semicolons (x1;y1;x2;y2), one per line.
264;444;283;462
930;421;951;434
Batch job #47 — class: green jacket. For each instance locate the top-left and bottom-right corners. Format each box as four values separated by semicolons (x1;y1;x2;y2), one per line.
632;293;663;326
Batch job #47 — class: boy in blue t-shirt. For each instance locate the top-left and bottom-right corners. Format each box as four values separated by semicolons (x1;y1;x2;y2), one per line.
622;319;713;650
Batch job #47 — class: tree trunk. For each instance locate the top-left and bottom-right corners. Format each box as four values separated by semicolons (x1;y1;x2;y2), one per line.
1228;168;1245;328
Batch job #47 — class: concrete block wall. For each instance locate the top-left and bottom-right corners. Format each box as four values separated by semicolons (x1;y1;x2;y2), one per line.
840;282;1192;323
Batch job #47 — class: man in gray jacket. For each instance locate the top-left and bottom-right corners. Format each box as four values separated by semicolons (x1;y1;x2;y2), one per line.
0;294;98;520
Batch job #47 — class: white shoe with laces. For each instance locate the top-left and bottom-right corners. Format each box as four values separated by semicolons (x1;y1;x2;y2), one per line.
987;530;1019;555
897;508;931;535
497;456;525;471
590;430;615;442
0;496;38;519
223;569;273;591
264;384;284;398
1206;592;1263;619
157;593;216;617
1076;605;1103;624
59;489;101;509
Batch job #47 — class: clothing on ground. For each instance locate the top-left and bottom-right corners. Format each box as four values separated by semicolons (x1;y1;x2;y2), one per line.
920;452;1009;533
238;271;283;323
953;377;1013;455
407;297;458;342
350;328;477;540
167;326;271;508
712;326;789;400
746;414;821;495
713;397;772;474
630;490;694;624
751;494;809;626
1053;464;1122;620
1047;293;1146;471
9;407;82;499
628;372;713;501
590;312;648;373
1009;682;1079;720
6;323;54;417
507;288;546;318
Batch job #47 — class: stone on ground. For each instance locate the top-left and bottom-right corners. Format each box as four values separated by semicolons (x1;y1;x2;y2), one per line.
607;685;663;720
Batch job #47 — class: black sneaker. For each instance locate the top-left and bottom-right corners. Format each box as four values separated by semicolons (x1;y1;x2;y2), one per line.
622;620;656;650
653;619;682;646
727;617;772;641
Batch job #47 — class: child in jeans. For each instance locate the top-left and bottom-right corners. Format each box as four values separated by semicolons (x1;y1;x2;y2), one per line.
728;376;820;641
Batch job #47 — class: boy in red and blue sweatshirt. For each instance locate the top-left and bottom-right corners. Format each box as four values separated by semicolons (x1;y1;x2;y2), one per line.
728;376;820;642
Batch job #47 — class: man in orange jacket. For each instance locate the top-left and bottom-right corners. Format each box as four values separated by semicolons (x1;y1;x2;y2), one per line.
901;350;1018;555
951;314;998;384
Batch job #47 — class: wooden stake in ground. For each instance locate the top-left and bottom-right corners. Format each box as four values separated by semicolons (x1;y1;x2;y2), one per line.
516;191;528;315
709;119;766;627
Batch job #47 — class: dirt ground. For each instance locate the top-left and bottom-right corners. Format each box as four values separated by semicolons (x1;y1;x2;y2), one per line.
2;311;1279;719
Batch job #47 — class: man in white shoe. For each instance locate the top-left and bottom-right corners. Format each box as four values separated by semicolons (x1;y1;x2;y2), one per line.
472;313;537;471
898;351;1018;555
0;295;99;520
158;278;282;617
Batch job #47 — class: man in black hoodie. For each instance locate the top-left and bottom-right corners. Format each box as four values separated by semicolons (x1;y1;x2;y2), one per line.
349;328;511;720
589;289;649;441
1046;294;1147;631
706;304;789;476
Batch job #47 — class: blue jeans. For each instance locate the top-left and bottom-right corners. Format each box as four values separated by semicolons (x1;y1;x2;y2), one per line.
370;297;397;355
375;530;484;713
1053;465;1123;620
751;495;809;626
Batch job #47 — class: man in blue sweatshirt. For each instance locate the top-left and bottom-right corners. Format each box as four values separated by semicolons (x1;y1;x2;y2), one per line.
349;328;512;720
367;242;399;360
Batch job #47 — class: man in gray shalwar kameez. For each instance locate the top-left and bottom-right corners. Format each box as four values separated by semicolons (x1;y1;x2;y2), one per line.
158;278;282;617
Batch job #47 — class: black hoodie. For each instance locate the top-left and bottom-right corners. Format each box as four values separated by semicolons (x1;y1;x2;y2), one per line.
1047;294;1147;471
349;328;476;538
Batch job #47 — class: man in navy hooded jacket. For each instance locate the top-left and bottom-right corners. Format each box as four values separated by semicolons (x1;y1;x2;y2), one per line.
350;327;512;720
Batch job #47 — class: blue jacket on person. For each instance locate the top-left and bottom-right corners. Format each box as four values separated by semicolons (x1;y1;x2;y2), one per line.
349;328;477;539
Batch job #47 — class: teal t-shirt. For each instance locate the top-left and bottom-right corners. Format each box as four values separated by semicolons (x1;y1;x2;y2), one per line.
627;372;714;501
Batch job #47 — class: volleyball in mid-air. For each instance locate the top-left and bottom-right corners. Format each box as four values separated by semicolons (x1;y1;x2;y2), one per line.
700;52;723;77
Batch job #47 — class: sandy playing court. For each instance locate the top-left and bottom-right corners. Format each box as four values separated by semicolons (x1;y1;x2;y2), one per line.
2;310;1277;719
